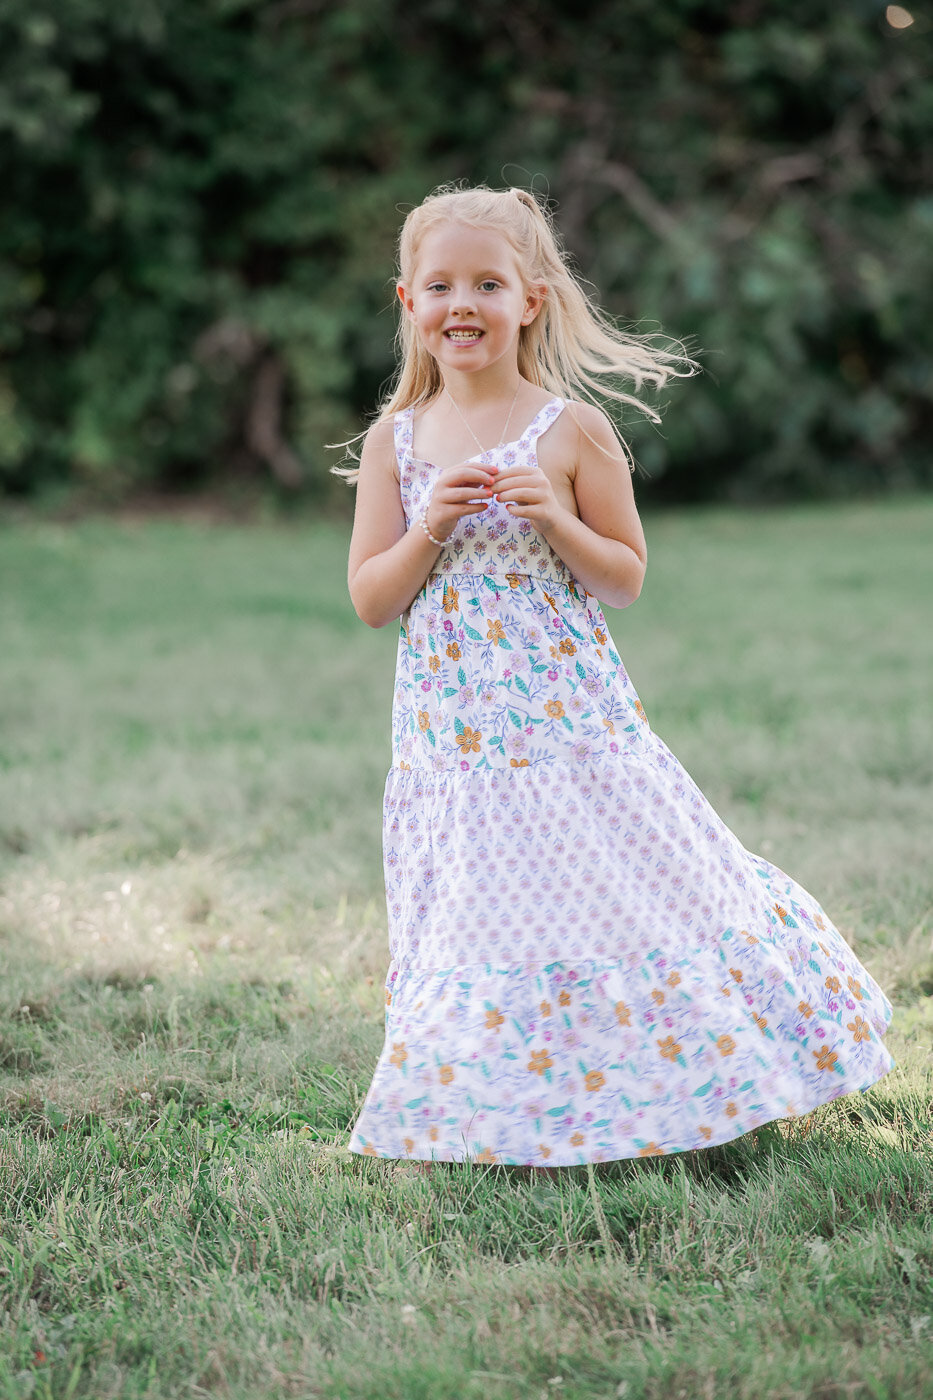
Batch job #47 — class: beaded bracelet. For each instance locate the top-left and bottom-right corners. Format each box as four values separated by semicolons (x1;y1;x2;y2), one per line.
418;510;448;549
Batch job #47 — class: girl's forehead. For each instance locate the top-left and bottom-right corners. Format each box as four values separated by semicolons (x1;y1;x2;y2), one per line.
413;221;521;276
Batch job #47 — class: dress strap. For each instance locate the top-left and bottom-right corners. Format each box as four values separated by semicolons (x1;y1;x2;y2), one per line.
517;396;566;447
393;408;414;474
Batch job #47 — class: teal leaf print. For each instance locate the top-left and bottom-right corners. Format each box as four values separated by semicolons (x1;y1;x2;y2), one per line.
693;1081;712;1097
488;735;504;749
483;576;499;591
426;729;436;746
458;666;467;686
443;687;457;698
464;623;483;641
575;660;587;680
546;1104;572;1116
514;675;530;695
561;715;574;731
454;716;465;736
532;663;548;673
508;710;522;728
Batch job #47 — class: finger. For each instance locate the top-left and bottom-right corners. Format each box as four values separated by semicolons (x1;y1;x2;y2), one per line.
441;465;499;485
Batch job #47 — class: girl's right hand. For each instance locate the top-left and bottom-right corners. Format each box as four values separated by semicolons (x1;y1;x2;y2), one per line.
423;461;499;543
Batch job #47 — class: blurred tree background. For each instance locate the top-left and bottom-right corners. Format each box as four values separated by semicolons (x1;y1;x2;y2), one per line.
0;0;930;507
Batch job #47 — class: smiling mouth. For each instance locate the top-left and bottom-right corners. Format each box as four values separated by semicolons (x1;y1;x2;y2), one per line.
445;329;484;343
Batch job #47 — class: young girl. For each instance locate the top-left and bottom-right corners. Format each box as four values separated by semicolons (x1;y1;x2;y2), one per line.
343;184;894;1166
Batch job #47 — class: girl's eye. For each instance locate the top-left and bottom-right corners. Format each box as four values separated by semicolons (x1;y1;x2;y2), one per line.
479;281;499;292
427;282;448;293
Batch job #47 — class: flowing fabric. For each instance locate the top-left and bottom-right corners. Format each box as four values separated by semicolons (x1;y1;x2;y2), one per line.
348;398;895;1166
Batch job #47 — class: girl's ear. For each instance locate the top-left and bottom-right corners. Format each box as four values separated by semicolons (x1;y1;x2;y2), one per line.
521;281;547;326
397;282;416;320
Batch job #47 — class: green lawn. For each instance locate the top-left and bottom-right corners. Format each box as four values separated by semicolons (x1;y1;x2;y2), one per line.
1;500;931;1399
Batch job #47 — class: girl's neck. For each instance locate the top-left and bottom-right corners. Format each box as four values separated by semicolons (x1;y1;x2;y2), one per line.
439;366;524;411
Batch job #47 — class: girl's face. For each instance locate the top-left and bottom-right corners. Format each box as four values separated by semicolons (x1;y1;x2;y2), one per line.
398;221;544;381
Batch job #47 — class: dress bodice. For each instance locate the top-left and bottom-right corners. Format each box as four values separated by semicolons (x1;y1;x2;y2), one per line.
394;397;574;588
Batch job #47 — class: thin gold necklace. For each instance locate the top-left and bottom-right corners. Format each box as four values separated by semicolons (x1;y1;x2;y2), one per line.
444;384;521;462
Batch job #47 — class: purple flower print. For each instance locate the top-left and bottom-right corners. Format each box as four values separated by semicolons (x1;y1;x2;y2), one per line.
443;619;454;633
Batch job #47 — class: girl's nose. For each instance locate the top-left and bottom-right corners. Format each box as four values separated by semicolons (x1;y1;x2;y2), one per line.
451;291;477;315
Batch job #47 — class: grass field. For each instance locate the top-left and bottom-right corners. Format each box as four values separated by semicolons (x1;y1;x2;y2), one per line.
1;499;932;1399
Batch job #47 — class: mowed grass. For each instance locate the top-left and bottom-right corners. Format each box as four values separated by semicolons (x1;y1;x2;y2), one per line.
1;499;932;1399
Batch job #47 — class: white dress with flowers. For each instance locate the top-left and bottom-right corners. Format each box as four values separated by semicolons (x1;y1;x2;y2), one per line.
348;397;895;1166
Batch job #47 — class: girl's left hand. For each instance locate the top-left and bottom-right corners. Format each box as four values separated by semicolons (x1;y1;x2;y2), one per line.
493;466;562;534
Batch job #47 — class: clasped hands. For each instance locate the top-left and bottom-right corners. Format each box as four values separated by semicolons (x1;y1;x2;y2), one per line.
422;458;561;544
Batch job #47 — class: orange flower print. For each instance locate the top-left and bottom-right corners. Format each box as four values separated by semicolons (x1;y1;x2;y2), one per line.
774;904;789;925
528;1050;554;1075
716;1034;736;1057
418;709;430;731
725;1102;739;1118
847;1015;871;1044
540;1000;552;1017
730;967;744;984
428;655;441;673
403;1137;415;1153
615;1001;631;1026
539;1144;552;1159
385;989;392;1006
475;1147;497;1164
657;1035;682;1062
446;641;461;660
558;988;571;1007
847;976;864;1001
602;717;616;735
429;1125;439;1142
638;1143;664;1157
815;915;826;931
742;930;759;945
545;700;565;719
558;637;576;655
753;1013;768;1034
594;627;607;645
825;975;841;994
633;700;647;722
456;726;482;754
486;1007;505;1032
698;1126;713;1141
510;757;530;768
666;970;681;988
652;989;665;1006
487;619;507;645
813;1046;839;1072
543;591;558;612
585;1071;606;1092
506;572;523;589
442;585;459;614
818;941;830;956
363;1143;378;1155
438;1064;454;1084
570;1131;585;1146
390;1041;407;1068
798;1000;813;1019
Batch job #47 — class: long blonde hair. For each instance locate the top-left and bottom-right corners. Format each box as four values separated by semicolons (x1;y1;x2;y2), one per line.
334;183;696;479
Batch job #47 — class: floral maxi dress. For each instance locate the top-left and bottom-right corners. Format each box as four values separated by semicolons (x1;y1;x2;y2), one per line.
348;397;895;1166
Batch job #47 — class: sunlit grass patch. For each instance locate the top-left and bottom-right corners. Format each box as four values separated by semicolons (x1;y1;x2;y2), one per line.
0;501;931;1398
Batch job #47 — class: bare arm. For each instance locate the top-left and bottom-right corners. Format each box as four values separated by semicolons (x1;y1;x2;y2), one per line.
493;402;647;610
347;418;500;629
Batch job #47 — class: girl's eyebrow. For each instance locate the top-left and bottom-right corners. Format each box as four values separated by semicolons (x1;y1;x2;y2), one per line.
421;268;511;281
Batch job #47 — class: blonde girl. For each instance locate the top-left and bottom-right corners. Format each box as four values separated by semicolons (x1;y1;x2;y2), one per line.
344;184;893;1167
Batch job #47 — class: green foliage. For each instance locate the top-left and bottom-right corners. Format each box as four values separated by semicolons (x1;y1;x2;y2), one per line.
0;0;931;502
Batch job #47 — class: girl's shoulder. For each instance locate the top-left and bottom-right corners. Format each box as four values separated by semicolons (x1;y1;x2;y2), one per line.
359;414;402;481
